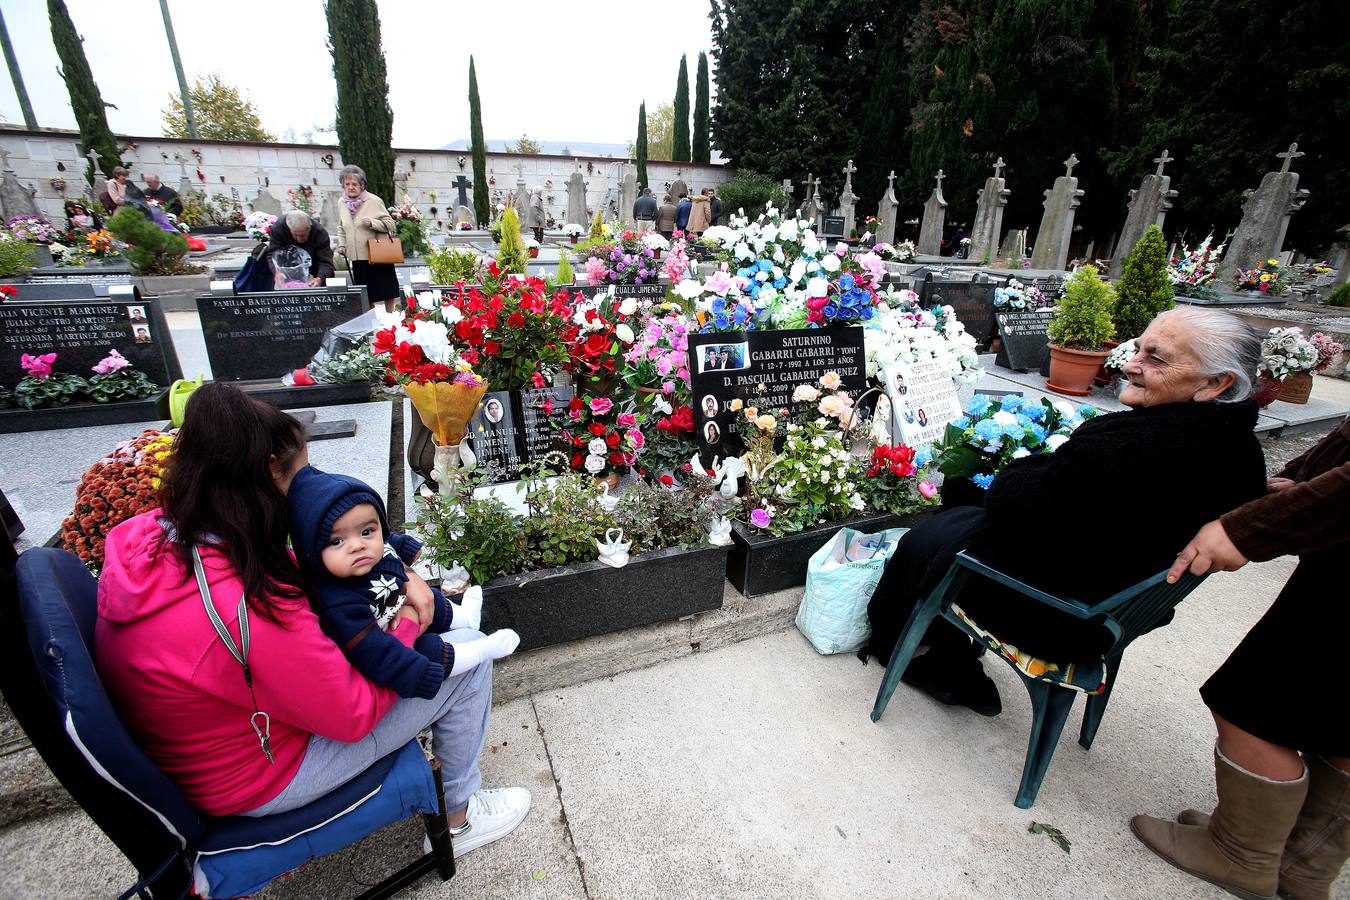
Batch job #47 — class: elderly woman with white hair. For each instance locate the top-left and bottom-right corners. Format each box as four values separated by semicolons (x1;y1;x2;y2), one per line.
335;165;398;310
266;210;336;286
864;306;1268;717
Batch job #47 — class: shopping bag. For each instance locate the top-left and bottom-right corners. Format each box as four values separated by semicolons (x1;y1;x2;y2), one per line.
795;527;907;654
367;232;405;264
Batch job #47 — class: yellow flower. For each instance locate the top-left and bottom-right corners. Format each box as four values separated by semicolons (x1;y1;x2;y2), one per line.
730;398;743;412
745;406;759;420
1260;274;1271;283
755;415;777;431
1267;258;1279;266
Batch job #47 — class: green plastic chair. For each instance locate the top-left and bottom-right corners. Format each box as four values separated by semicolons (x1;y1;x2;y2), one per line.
870;550;1207;808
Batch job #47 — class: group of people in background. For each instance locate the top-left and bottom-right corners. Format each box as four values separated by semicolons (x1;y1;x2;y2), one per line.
99;169;183;218
636;186;722;240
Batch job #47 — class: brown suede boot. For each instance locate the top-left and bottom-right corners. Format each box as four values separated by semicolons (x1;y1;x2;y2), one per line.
1276;755;1350;900
1132;747;1309;899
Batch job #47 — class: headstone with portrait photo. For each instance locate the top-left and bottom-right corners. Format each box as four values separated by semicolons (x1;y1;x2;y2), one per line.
821;216;846;239
195;286;366;381
466;390;523;483
687;326;868;466
0;296;181;388
994;309;1056;373
883;360;963;450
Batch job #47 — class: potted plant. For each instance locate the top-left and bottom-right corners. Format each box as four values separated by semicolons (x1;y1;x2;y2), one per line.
640;231;669;259
524;237;540;259
1;349;170;434
562;223;584;245
1045;265;1116;395
1257;326;1322;405
1113;225;1174;341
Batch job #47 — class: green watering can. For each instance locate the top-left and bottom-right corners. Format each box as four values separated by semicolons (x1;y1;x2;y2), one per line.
168;376;204;427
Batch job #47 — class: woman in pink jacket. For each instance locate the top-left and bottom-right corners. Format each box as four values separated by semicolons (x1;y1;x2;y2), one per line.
94;383;530;857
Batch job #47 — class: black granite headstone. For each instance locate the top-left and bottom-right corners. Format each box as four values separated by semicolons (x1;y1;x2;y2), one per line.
688;326;867;466
0;297;181;388
821;216;846;239
921;279;999;346
611;283;667;300
196;288;366;381
467;390;522;483
28;268;134;282
1028;275;1066;302
16;279;136;301
518;384;574;465
994;309;1056;372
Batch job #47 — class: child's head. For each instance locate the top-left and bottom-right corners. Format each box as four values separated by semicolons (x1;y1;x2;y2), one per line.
286;466;391;579
321;502;384;578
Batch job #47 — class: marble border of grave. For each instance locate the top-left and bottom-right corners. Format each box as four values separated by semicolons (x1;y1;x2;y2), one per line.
727;508;933;598
479;542;729;652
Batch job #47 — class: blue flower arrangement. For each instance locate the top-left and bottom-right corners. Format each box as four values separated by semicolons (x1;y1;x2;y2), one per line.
933;393;1099;489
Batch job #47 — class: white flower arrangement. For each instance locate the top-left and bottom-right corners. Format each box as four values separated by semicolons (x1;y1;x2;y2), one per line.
1104;338;1137;372
524;238;540;250
561;223;585;238
862;291;982;383
640;232;670;251
1258;327;1319;380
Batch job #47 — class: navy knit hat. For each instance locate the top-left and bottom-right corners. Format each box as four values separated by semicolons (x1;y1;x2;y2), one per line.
287;465;390;576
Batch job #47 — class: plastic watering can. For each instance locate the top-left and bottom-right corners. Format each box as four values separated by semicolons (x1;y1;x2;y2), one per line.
168;376;204;427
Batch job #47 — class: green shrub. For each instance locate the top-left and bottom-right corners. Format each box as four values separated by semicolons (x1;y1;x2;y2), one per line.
714;169;787;220
1328;284;1350;308
395;217;429;258
0;236;37;278
1113;225;1174;340
588;208;604;241
14;373;88;409
425;245;484;285
105;207;201;275
495;207;528;275
556;249;574;285
1048;265;1116;350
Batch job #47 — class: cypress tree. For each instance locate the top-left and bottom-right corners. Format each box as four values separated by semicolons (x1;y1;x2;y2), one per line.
48;0;121;185
496;207;527;275
1113;225;1174;340
635;102;649;190
672;54;690;163
692;52;711;164
468;57;489;228
325;0;395;203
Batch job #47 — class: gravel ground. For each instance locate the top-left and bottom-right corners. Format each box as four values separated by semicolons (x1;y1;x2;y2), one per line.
1260;426;1335;474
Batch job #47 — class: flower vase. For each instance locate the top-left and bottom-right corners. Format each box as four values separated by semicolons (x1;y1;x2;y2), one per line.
570;235;579;245
1277;371;1313;405
1254;374;1283;408
595;471;620;493
431;439;475;496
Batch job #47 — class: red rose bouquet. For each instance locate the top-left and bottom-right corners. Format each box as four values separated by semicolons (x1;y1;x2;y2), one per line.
564;294;637;393
560;394;645;477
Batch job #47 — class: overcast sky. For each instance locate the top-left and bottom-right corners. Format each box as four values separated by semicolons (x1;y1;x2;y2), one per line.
0;0;715;148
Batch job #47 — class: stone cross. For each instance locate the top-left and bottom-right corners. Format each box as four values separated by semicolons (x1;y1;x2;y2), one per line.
917;169;949;256
887;171;896;193
993;157;1006;179
842;158;857;188
1110;157;1177;278
934;169;945;191
255;166;268;187
838;160;860;236
781;178;793;203
513;161;525;178
970;157;1011;263
565;163;588;226
452;174;471;210
877;169;899;245
1031;153;1085;271
1277;142;1304;174
1152;150;1174;178
85;147;102;176
0;146;10;174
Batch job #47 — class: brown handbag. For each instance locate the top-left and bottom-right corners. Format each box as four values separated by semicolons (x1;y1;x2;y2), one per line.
367;231;404;264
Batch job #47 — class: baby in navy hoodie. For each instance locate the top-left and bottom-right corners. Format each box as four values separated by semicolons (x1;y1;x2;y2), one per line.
288;466;518;699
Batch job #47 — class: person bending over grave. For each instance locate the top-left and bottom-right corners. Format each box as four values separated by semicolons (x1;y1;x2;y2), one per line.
336;164;400;312
95;383;533;854
1127;414;1350;899
286;464;518;700
267;210;336;286
142;174;183;217
863;307;1266;716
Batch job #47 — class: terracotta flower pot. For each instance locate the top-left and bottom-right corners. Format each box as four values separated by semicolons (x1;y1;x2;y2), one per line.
1094;339;1121;387
528;248;539;259
595;471;620;492
570;235;579;245
1277;371;1313;405
1254;374;1283;408
1046;343;1111;396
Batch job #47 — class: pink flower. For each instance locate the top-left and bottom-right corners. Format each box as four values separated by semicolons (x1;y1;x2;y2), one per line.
92;349;130;375
750;508;772;529
20;352;57;380
662;379;676;395
628;428;645;450
677;368;690;383
617;412;636;427
656;355;673;376
584;257;607;285
569;409;581;420
704;270;734;296
589;397;614;414
918;481;938;500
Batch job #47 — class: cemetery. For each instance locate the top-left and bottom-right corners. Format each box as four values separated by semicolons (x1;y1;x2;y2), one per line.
0;1;1348;898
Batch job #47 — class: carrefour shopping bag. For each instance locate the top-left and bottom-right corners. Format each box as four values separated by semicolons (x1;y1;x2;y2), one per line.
795;527;907;654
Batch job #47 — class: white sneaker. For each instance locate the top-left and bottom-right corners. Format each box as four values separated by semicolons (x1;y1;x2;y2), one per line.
423;786;532;858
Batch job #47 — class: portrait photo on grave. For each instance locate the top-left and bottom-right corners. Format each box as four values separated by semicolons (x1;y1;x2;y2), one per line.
698;342;749;373
918;408;929;427
901;400;916;424
485;397;505;424
127;306;147;323
704;421;722;444
701;394;719;419
133;325;152;344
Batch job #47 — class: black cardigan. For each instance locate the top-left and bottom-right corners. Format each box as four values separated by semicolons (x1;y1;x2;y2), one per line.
970;400;1267;604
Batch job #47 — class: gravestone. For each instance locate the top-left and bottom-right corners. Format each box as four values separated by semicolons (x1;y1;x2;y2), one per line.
0;297;181;389
26;269;135;284
620;165;638;228
84;147;108;203
1108;150;1178;279
1030;154;1084;271
174;153;191;198
883;360;962;450
0;147;38;220
920;278;998;346
1215;143;1313;284
1028;275;1066;302
518;384;575;467
467;390;522;484
669;175;688;205
251;188;283;217
821;216;846;240
970;157;1011;263
995;228;1027;268
917;170;948;256
876;170;899;245
781;178;794;211
453;174;473;216
456;205;475;226
838;159;860;236
16;279;135;300
195;287;366;381
511;163;529;225
994;309;1056;373
319;190;343;229
800;172;821;227
612;283;667;301
687;326;868;467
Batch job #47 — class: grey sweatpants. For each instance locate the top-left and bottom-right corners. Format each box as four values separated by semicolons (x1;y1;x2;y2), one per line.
243;629;492;817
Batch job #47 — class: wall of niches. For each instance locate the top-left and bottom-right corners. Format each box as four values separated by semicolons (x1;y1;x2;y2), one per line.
0;127;734;231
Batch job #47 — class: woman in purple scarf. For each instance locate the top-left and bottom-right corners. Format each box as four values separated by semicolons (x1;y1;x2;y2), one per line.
335;165;399;311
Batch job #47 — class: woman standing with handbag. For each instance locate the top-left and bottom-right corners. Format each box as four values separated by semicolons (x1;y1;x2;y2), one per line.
336;165;400;312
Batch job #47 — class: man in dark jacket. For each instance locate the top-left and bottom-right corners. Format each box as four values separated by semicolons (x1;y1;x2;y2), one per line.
633;187;658;232
675;193;692;232
143;175;182;217
267;211;337;285
708;188;723;227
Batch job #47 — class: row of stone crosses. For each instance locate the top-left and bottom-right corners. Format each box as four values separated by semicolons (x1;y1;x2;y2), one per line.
790;143;1312;281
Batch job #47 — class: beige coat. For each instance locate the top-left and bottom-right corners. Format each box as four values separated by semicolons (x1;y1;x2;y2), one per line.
336;192;397;262
686;195;712;233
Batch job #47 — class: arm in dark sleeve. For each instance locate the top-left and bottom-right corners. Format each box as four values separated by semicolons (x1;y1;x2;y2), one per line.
387;531;422;564
1222;462;1350;562
308;226;336;279
318;589;449;699
265;223;291;257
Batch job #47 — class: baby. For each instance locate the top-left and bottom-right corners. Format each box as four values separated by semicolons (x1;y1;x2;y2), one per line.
288;465;518;699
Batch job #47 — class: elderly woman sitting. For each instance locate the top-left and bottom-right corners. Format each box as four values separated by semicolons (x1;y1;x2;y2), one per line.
865;307;1268;715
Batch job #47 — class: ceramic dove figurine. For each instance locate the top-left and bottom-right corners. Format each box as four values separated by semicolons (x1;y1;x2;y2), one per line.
440;562;471;595
718;457;747;499
596;480;621;512
596;528;631;568
707;516;733;546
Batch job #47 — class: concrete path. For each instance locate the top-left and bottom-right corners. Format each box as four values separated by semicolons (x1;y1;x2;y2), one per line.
3;553;1346;898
